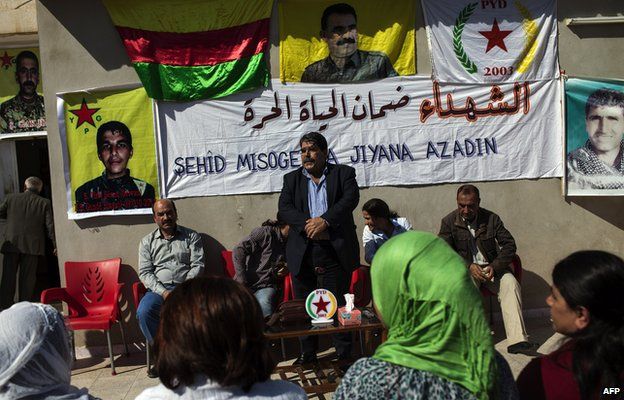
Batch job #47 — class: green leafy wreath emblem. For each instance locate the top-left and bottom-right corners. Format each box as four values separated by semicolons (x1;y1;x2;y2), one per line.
452;2;478;74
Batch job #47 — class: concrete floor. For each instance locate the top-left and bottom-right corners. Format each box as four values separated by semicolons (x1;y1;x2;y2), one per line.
71;314;558;399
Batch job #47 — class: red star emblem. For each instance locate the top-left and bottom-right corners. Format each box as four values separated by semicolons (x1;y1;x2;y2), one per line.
69;98;100;129
479;19;513;53
0;51;14;70
313;296;330;313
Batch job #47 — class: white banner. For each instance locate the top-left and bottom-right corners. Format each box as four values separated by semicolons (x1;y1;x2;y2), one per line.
422;0;559;83
157;76;563;199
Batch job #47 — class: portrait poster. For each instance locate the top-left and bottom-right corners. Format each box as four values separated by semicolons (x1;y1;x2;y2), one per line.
0;47;46;135
279;0;415;83
565;77;624;196
422;0;559;83
58;86;160;219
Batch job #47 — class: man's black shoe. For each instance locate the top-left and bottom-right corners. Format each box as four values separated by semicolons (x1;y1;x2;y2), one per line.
292;352;318;366
147;366;158;378
507;341;539;356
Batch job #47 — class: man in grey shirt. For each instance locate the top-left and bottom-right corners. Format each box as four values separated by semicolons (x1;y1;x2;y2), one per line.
137;199;204;346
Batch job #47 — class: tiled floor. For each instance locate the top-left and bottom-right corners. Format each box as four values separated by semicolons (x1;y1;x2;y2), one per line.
72;315;557;399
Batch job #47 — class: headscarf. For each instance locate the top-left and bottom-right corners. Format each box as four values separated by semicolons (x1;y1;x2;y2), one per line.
0;302;92;399
371;231;496;400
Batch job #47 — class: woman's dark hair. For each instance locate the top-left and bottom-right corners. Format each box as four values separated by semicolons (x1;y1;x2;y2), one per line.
361;198;398;220
154;277;275;390
552;250;624;400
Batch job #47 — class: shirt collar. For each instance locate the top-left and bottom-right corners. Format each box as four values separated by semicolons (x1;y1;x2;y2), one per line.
326;50;362;70
301;165;328;181
156;224;181;239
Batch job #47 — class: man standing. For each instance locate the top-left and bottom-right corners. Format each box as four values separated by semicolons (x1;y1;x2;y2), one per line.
0;51;46;133
567;88;624;190
301;3;397;83
0;177;56;309
439;184;537;355
74;120;155;213
137;199;204;350
278;132;360;364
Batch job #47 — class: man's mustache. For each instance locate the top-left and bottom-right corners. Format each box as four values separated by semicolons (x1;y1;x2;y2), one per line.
336;38;356;46
22;81;36;88
303;157;315;163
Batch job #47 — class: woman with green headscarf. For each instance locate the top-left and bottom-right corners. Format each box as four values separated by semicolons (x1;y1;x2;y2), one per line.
335;231;497;400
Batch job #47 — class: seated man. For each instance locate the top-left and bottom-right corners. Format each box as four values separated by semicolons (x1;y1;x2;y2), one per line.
361;198;412;265
439;184;537;356
137;199;204;376
232;216;290;318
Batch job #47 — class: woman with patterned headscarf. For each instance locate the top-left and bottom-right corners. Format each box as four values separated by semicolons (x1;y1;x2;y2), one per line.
335;231;498;400
0;302;95;399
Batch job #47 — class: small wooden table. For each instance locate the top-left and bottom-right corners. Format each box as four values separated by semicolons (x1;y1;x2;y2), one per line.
265;309;385;397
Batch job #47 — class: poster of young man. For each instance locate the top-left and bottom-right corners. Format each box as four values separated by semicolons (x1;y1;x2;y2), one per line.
0;47;46;134
565;77;624;196
279;0;415;83
58;86;160;219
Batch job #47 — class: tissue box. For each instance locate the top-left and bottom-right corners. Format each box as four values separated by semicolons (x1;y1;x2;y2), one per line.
338;307;361;326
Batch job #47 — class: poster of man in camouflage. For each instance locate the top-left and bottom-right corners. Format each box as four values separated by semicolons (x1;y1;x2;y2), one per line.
0;49;46;134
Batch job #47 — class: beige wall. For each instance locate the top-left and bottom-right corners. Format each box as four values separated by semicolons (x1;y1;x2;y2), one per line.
36;0;624;345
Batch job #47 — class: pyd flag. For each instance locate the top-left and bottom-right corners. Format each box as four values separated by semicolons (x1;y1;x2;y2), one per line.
279;0;415;83
422;0;559;83
103;0;272;101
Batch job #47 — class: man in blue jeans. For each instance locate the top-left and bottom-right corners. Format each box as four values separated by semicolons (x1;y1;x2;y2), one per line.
232;217;290;318
137;199;204;377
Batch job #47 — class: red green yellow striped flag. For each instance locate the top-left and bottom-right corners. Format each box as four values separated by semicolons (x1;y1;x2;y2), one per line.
103;0;272;101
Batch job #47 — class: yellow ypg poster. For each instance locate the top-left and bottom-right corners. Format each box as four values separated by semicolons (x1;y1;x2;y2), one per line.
59;86;159;219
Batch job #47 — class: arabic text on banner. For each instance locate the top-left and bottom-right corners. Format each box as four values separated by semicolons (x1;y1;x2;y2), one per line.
279;0;415;83
157;76;562;199
58;87;160;220
103;0;271;101
565;77;624;196
422;0;559;83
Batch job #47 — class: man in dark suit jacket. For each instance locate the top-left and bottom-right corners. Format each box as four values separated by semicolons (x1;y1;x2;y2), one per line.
278;132;360;365
0;176;56;309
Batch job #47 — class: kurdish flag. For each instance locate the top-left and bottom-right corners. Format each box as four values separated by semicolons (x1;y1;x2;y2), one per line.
103;0;272;101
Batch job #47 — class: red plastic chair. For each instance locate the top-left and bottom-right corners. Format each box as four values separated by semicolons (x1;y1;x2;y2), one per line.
221;250;236;278
481;254;523;324
132;281;151;371
350;266;372;307
40;258;128;375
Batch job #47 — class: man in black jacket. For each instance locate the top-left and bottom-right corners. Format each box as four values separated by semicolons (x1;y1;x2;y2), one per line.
279;132;360;364
439;184;537;356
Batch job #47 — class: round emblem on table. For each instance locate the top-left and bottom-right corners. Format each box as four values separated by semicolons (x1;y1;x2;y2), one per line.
305;289;337;320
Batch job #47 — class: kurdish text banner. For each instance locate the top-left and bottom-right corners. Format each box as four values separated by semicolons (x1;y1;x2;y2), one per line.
157;76;562;198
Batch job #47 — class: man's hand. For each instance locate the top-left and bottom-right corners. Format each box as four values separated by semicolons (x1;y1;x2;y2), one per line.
469;263;487;283
162;290;171;300
482;266;494;282
305;217;328;240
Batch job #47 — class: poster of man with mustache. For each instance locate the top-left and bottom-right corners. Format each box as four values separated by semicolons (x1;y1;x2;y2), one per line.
279;1;414;83
0;50;46;134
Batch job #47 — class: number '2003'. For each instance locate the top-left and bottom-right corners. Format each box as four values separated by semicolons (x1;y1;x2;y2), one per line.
484;66;514;76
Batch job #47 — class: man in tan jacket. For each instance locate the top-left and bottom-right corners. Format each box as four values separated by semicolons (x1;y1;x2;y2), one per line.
0;176;56;309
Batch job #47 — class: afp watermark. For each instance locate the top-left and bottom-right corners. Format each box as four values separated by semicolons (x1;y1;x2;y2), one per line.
602;387;621;396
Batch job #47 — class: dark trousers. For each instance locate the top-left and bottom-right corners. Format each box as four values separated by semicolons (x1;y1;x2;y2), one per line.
1;252;39;309
291;242;352;358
